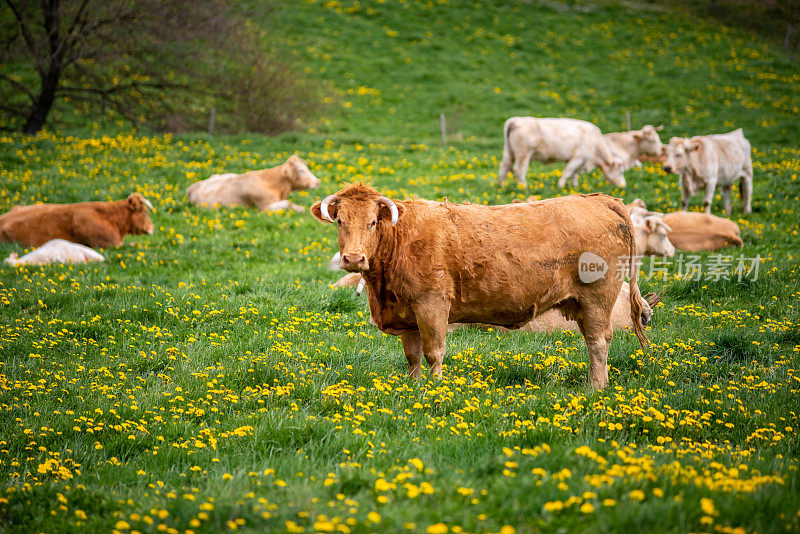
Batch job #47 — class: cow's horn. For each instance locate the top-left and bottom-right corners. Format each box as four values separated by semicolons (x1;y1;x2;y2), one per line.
356;276;365;296
655;124;664;131
319;194;337;223
141;197;154;211
377;196;398;226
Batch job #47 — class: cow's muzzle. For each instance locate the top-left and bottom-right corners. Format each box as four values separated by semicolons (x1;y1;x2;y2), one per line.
340;252;369;272
663;165;673;173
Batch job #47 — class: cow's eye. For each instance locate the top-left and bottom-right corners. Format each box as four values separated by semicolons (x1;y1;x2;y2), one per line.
367;220;377;229
337;219;342;227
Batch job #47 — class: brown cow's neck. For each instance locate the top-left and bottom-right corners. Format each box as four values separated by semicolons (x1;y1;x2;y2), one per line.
361;220;400;329
99;201;131;235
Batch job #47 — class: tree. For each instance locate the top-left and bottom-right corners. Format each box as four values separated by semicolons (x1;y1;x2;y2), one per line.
0;0;318;134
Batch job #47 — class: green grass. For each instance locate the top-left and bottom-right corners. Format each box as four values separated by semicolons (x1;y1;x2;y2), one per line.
1;1;799;533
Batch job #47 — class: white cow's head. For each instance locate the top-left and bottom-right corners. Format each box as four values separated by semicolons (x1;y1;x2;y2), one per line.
284;155;321;191
635;124;664;156
635;215;675;257
600;157;626;188
663;137;700;175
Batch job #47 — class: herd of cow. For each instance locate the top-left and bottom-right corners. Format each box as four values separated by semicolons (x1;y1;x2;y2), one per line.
0;117;754;389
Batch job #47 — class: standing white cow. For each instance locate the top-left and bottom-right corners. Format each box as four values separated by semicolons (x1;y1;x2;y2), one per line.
498;117;626;188
604;125;665;170
663;129;753;214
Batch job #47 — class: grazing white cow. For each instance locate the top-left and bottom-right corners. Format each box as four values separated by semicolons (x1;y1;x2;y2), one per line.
663;129;753;214
187;155;320;213
5;239;105;266
604;125;664;170
498;117;626;188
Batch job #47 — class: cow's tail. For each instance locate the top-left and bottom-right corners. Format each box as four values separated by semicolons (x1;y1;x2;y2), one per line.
608;199;648;351
498;118;515;184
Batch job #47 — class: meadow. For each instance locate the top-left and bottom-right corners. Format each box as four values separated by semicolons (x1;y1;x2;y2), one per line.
1;1;799;533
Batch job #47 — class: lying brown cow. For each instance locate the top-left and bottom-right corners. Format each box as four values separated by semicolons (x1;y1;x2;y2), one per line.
0;193;154;248
312;185;647;390
187;155;320;212
661;211;743;251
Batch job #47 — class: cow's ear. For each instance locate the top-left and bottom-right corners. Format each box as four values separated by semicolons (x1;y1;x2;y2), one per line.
378;201;405;224
687;141;701;152
281;162;295;180
632;132;642;141
127;196;139;212
310;200;337;223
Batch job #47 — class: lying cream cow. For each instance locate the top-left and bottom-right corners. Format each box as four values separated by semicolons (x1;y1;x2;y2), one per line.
333;274;658;332
661;212;743;251
5;239;105;266
187;155;320;212
523;282;659;332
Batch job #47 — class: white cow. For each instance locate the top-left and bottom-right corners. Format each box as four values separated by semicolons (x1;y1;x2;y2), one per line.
498;117;626;188
187;155;320;213
604;125;664;170
5;239;105;266
663;129;753;214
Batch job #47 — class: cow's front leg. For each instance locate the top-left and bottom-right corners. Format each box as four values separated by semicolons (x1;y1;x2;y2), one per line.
702;180;718;214
721;184;732;214
263;200;291;212
401;331;424;379
559;158;585;188
413;301;449;378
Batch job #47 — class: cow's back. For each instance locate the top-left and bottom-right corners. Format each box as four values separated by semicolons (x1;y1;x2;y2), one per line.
0;204;78;247
662;212;742;251
508;117;603;162
378;195;631;329
690;130;751;181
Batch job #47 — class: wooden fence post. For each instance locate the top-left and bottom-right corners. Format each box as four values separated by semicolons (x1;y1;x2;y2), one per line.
208;107;216;137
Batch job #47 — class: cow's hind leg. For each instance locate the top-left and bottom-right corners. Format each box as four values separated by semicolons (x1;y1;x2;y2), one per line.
576;306;614;390
721;184;732;214
401;331;424;379
740;164;753;214
512;151;532;187
498;148;514;185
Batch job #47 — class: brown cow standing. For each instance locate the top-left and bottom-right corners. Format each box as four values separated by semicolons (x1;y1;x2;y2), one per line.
0;193;154;248
312;185;647;390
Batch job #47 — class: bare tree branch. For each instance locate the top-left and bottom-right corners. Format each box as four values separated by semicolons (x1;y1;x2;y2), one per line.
3;0;46;75
0;102;26;117
0;72;35;101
